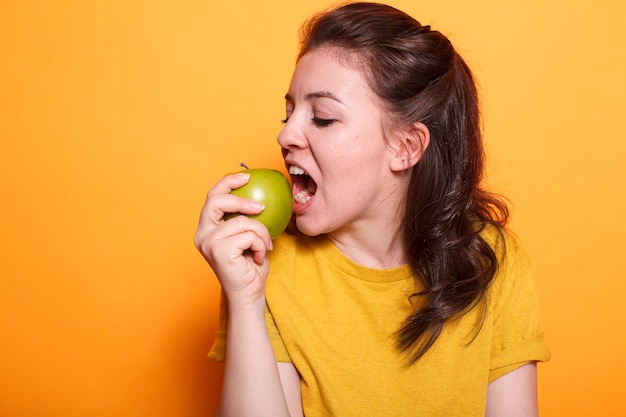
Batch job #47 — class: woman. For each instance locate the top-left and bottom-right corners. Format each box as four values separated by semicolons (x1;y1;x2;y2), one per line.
195;3;550;416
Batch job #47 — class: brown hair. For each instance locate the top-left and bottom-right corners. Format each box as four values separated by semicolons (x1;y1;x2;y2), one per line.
298;2;509;362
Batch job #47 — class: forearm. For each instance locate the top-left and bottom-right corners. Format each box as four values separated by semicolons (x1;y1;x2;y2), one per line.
218;297;291;417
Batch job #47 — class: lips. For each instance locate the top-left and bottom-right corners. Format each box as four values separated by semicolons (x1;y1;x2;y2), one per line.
288;164;317;205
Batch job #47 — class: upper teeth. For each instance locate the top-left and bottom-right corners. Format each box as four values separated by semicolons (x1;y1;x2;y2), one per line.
289;165;306;175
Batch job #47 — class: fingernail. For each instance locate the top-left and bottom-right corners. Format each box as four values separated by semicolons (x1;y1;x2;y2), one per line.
250;200;265;210
269;239;274;251
236;173;250;180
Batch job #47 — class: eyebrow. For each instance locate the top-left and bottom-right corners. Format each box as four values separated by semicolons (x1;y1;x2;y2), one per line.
284;91;345;105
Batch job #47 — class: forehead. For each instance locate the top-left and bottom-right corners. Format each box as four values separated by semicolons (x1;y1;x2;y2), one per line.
287;47;377;104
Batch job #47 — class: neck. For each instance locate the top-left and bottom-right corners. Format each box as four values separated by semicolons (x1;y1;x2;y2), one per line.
327;171;411;269
328;225;407;269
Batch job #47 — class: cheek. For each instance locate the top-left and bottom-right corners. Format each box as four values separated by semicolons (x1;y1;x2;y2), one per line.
327;139;389;174
321;161;369;200
319;150;359;185
316;128;390;187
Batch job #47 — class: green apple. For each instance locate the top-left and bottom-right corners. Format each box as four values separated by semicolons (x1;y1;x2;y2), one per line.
225;168;293;239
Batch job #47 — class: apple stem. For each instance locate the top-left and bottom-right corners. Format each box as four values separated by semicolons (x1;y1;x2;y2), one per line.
239;162;250;169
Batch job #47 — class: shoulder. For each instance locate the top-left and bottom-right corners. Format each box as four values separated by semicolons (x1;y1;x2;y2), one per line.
481;224;531;275
480;226;551;378
481;225;536;316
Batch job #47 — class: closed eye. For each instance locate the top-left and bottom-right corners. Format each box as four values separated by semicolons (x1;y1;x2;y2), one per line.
313;117;335;127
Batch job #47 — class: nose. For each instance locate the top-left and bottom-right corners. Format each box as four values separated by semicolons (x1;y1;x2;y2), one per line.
277;117;308;152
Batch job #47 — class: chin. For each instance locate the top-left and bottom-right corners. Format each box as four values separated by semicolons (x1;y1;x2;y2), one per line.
294;216;328;237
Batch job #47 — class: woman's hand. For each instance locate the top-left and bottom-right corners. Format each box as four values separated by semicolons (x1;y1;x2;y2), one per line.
194;172;273;306
196;173;294;417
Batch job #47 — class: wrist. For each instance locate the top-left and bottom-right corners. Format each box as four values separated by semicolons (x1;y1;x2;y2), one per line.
226;292;267;316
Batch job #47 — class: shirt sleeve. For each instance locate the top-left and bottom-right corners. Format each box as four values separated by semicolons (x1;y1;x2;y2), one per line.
488;232;551;382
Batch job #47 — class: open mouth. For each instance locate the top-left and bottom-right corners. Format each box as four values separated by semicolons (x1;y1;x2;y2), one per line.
288;165;317;205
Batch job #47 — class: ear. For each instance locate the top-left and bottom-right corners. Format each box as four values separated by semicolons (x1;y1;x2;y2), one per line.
389;122;430;172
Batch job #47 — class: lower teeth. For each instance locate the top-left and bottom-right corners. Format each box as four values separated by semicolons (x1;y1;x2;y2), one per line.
294;189;312;204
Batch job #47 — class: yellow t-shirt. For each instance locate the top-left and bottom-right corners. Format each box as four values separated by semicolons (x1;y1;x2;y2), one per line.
209;228;550;416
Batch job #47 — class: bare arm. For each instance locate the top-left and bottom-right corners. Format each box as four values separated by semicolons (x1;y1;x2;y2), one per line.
195;173;295;417
217;298;293;417
486;362;539;417
278;362;304;417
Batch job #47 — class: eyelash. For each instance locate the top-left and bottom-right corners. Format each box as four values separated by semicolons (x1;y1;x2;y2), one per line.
281;117;336;127
313;117;335;127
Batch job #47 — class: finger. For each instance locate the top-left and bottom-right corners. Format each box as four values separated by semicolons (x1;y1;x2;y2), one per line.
197;171;263;227
196;172;251;226
207;172;251;196
197;213;271;254
219;230;268;269
198;193;265;227
247;232;270;265
195;207;273;261
221;215;272;248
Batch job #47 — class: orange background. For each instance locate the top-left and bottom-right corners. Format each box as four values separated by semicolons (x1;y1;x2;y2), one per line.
1;1;624;416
